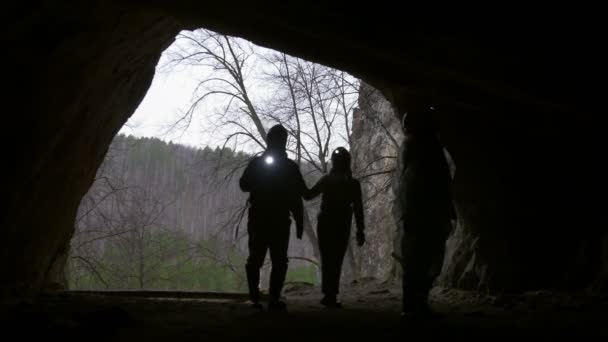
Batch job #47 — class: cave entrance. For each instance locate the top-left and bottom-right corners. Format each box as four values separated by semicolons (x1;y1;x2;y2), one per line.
66;28;399;296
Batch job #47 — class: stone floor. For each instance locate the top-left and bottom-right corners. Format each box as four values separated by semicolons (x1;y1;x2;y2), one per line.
2;281;607;340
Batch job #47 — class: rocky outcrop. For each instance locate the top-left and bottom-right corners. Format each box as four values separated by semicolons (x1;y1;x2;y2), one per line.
350;83;403;281
351;82;608;294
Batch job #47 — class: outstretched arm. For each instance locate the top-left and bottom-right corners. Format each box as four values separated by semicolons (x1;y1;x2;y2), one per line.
294;165;310;198
291;196;304;239
290;163;307;238
239;157;257;192
303;177;325;200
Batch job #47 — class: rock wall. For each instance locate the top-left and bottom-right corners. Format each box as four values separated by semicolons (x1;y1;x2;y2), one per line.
2;1;181;296
350;82;403;281
352;83;608;294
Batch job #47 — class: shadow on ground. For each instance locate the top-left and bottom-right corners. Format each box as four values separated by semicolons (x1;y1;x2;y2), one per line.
2;280;607;340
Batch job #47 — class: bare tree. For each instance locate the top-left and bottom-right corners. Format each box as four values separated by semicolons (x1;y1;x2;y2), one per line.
69;137;247;290
161;29;398;282
164;29;267;150
70;177;188;289
166;31;335;268
72;28;403;290
262;53;363;277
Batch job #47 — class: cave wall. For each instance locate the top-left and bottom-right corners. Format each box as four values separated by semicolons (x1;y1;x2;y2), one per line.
2;1;181;296
351;86;607;292
2;1;606;297
392;96;607;292
350;82;403;281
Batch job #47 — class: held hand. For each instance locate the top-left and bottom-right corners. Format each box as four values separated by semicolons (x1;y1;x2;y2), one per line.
356;230;365;246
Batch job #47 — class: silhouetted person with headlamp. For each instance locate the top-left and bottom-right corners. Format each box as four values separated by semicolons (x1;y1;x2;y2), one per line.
239;124;306;311
393;105;455;319
304;147;366;308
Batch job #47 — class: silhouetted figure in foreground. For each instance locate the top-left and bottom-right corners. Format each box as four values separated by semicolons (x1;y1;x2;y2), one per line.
304;147;366;308
239;124;306;311
393;107;455;318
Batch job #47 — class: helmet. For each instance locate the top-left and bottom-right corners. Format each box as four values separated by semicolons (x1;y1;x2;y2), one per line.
331;147;351;170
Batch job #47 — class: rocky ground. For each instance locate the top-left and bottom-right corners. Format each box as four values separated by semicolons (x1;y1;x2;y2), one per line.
2;280;607;340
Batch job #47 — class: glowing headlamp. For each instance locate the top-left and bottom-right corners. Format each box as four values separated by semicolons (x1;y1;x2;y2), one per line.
264;155;274;165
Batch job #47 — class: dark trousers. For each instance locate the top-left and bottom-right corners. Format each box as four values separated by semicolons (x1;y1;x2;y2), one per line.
245;218;290;303
318;217;351;296
400;222;448;312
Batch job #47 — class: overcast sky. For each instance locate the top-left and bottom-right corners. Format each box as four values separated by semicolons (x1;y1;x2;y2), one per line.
119;53;214;149
119;29;357;157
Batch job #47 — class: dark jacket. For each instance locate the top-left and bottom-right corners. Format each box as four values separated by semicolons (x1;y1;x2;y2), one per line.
239;151;306;236
304;172;365;233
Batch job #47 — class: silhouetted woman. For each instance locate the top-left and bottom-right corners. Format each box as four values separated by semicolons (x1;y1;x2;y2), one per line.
304;147;366;308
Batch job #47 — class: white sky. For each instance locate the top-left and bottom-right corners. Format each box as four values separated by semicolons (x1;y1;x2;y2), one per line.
119;29;357;157
120;55;212;149
120;34;279;151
